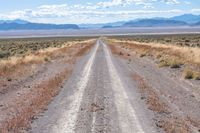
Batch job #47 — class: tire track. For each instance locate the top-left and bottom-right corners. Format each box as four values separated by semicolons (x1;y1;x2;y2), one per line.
49;41;99;133
102;41;145;133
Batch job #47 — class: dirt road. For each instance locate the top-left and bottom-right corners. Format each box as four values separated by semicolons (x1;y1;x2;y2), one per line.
30;39;200;133
30;40;158;133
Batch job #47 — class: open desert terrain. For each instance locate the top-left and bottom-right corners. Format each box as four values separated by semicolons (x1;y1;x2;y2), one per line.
0;34;200;133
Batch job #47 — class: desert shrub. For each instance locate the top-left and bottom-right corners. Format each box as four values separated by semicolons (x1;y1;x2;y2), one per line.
0;51;10;58
0;36;95;59
183;69;193;79
110;34;200;48
140;53;146;57
158;58;181;68
183;68;200;80
170;60;181;68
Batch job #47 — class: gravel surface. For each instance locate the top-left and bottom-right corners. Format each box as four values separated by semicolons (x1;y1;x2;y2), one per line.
30;40;158;133
29;38;200;133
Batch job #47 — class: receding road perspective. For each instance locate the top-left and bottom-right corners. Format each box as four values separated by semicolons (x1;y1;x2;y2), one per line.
0;35;200;133
1;0;200;133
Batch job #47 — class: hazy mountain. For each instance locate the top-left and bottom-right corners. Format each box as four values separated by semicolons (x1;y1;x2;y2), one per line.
170;14;200;24
0;14;200;30
97;14;199;28
79;23;105;28
123;19;188;27
193;21;200;26
0;19;29;24
0;22;79;30
102;25;114;28
79;21;125;28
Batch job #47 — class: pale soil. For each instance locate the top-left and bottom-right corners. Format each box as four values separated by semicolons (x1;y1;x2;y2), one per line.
0;40;95;132
30;40;158;133
108;41;200;133
1;38;200;133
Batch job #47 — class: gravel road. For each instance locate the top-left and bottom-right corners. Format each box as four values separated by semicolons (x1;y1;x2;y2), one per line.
30;40;158;133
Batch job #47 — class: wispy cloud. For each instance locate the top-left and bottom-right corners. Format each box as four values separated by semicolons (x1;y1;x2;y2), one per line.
191;8;200;14
95;0;180;9
0;0;198;23
162;0;180;4
0;4;183;21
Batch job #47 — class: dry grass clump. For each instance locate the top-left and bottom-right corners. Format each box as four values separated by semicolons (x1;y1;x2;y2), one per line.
183;68;200;80
158;58;182;68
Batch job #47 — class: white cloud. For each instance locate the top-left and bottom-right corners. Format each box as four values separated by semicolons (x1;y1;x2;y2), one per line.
0;1;198;24
95;0;180;9
191;8;200;14
0;5;183;23
97;0;153;8
162;0;180;4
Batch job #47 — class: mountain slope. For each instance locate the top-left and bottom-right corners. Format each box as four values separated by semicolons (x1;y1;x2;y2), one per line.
0;19;29;24
123;19;188;27
170;14;200;24
193;21;200;26
0;22;79;30
0;13;200;30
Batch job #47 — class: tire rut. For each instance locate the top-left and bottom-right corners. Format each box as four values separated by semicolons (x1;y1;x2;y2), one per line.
30;39;157;133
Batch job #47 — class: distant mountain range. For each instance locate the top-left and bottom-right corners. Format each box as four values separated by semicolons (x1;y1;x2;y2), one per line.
0;19;29;24
0;19;79;30
170;14;200;24
0;14;200;30
82;14;200;28
123;19;188;27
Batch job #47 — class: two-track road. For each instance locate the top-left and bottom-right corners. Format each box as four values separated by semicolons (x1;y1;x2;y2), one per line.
30;40;157;133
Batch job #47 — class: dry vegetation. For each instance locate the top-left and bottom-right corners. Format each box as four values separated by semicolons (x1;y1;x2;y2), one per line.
0;37;95;77
111;34;200;47
133;73;191;133
0;36;95;59
0;37;96;132
0;69;71;132
107;35;200;132
183;68;200;80
132;73;169;114
107;34;200;80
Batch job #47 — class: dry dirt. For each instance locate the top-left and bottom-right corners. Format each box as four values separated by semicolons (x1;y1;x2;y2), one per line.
0;39;95;132
1;38;200;133
108;40;200;133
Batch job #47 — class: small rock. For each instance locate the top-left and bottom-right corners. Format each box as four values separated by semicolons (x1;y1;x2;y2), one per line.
7;78;12;82
119;51;123;55
190;94;195;98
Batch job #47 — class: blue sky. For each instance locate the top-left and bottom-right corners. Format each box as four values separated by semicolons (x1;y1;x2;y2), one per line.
0;0;200;24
